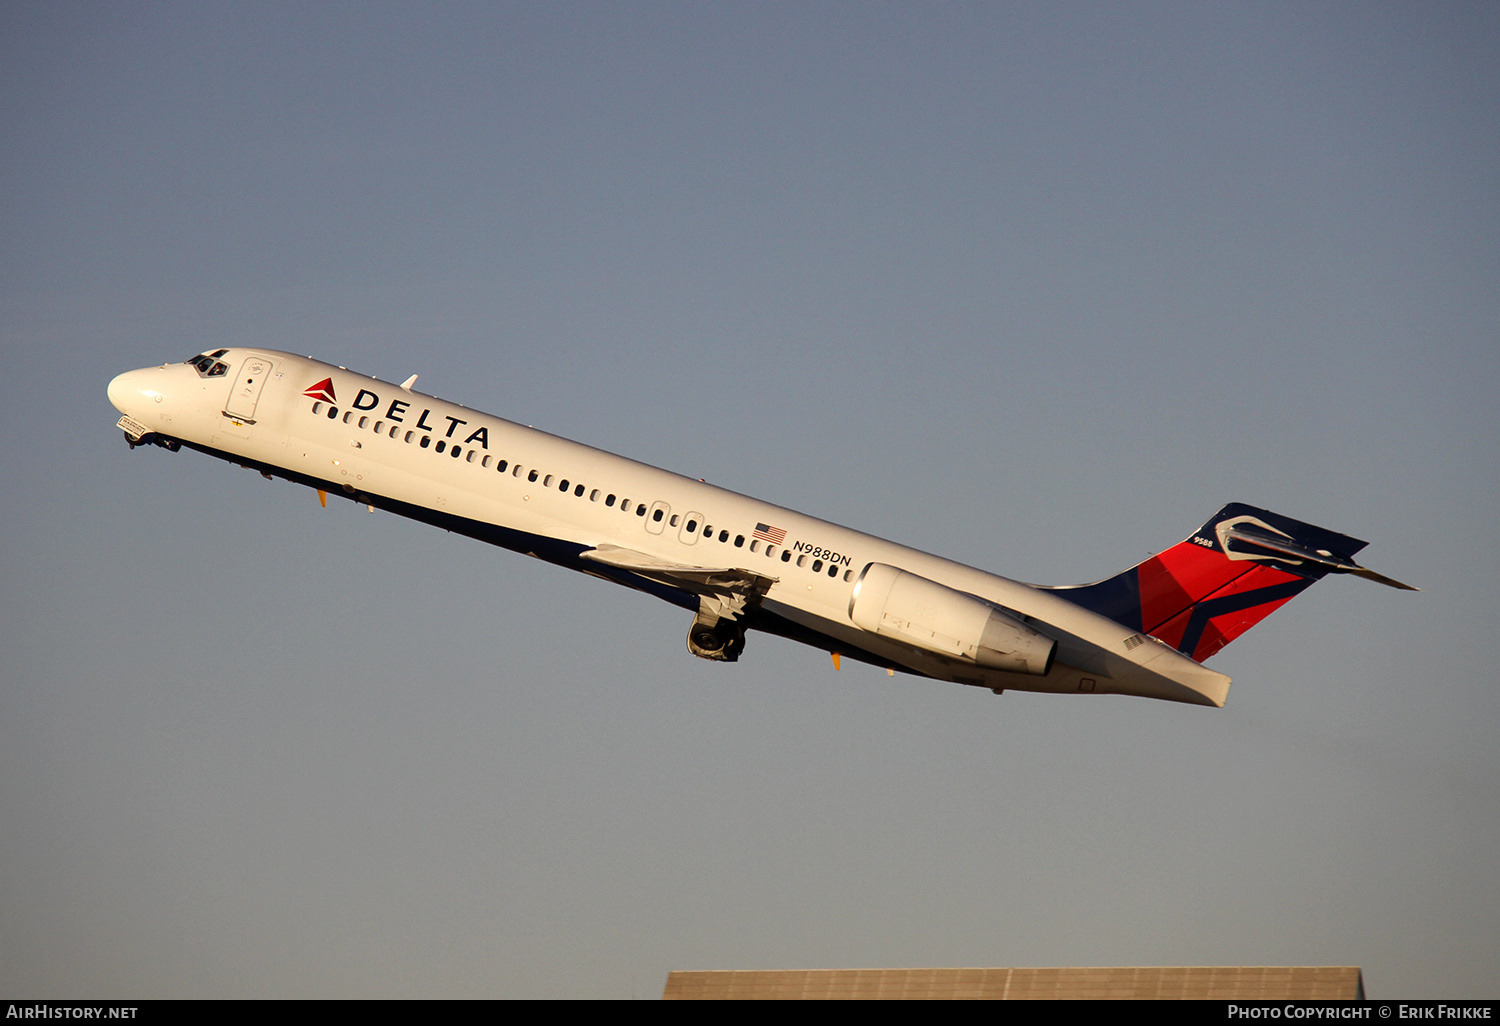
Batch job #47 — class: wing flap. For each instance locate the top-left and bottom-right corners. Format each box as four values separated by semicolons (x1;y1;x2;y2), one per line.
580;544;778;621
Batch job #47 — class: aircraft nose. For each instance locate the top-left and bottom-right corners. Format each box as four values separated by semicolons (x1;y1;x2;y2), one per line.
108;368;158;416
108;370;137;414
107;371;130;412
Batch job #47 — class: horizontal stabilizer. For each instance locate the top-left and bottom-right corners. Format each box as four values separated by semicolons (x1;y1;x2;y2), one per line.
1343;565;1418;591
1217;521;1417;591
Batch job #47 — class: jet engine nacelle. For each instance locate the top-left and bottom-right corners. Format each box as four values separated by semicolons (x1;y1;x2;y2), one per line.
849;563;1056;676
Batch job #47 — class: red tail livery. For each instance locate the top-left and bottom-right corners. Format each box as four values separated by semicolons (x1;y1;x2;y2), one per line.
1055;503;1416;663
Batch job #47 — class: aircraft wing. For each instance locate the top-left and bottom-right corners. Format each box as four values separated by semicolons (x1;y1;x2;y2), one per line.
579;544;778;621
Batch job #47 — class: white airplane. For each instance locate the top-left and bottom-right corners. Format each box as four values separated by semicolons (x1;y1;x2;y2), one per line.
109;348;1414;707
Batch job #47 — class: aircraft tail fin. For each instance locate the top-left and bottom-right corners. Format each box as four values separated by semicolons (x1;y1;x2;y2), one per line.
1054;503;1415;663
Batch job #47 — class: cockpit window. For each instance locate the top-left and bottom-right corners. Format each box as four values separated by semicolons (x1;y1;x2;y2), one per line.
185;351;230;377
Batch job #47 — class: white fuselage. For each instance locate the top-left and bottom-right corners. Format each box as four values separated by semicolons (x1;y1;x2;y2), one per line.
108;349;1230;706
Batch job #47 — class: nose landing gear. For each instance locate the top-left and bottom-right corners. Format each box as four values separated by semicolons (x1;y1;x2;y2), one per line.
122;430;178;452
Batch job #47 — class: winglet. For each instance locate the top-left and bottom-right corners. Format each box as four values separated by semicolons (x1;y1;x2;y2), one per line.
400;374;418;391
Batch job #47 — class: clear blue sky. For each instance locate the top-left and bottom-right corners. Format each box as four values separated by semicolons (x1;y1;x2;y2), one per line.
2;1;1496;998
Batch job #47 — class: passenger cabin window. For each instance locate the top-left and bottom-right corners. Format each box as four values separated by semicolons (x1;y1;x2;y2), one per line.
528;470;539;482
575;484;585;497
496;460;508;473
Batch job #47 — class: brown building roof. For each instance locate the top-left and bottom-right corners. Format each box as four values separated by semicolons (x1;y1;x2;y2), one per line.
663;965;1365;1000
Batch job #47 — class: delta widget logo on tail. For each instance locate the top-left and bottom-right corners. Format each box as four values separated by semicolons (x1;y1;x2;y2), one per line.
303;378;336;403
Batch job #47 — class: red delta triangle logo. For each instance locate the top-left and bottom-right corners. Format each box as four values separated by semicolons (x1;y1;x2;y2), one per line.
303;378;336;403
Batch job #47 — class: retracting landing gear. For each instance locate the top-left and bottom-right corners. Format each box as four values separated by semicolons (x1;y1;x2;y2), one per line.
122;430;178;452
686;600;746;663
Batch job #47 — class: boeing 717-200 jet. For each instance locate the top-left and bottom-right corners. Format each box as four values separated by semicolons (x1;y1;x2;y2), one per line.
108;349;1414;707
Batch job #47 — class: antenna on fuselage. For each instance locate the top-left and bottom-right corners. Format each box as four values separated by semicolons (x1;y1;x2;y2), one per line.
400;374;418;391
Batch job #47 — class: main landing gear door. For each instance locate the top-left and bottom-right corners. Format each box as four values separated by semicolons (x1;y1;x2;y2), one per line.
224;355;275;423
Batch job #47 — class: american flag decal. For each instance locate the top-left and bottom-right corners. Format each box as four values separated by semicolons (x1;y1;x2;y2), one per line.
754;523;786;545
